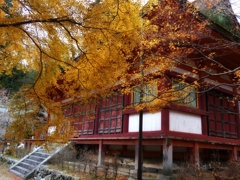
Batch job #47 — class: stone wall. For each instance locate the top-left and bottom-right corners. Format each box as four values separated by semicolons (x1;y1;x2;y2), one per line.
34;166;78;180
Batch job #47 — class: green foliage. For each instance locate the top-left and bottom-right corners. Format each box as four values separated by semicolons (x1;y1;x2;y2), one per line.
5;146;15;156
1;0;13;17
0;67;37;94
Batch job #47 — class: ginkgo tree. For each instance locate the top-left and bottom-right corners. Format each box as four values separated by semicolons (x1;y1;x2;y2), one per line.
1;0;240;151
0;0;162;143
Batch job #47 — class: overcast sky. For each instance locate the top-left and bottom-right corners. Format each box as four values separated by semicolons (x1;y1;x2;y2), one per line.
187;0;240;22
230;0;240;22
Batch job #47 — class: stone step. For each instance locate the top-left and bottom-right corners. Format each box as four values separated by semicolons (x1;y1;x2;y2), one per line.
28;155;46;162
38;149;50;154
12;165;29;175
9;143;67;179
18;161;35;171
32;152;50;158
23;158;41;166
10;169;25;179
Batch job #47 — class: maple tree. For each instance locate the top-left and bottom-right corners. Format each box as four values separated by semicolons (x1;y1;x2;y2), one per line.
0;0;239;145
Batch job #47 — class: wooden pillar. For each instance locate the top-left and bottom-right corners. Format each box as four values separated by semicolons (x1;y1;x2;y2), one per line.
122;93;129;134
94;106;100;135
199;92;208;135
122;114;129;133
233;87;240;139
198;69;208;136
98;140;105;166
201;115;208;136
193;142;200;167
163;138;173;175
232;146;238;161
161;109;169;132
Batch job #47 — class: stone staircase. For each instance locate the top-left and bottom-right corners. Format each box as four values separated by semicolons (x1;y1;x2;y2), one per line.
9;144;66;180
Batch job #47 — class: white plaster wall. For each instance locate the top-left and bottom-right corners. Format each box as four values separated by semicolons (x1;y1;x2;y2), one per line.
169;110;202;134
128;112;161;132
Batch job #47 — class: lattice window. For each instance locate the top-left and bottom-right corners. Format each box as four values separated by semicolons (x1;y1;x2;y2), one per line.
62;105;73;118
172;80;197;107
99;94;123;134
133;83;157;105
72;102;96;135
207;90;238;139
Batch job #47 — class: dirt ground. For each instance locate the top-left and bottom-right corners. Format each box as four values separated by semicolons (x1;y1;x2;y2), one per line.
0;163;22;180
0;163;128;180
45;164;129;180
0;162;224;180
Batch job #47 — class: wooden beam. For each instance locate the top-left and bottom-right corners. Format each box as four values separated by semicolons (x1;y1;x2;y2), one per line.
172;140;194;147
103;139;136;145
72;140;99;144
198;143;233;150
142;139;164;146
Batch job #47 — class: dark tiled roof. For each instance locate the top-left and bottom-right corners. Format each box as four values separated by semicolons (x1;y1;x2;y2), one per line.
193;0;240;39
